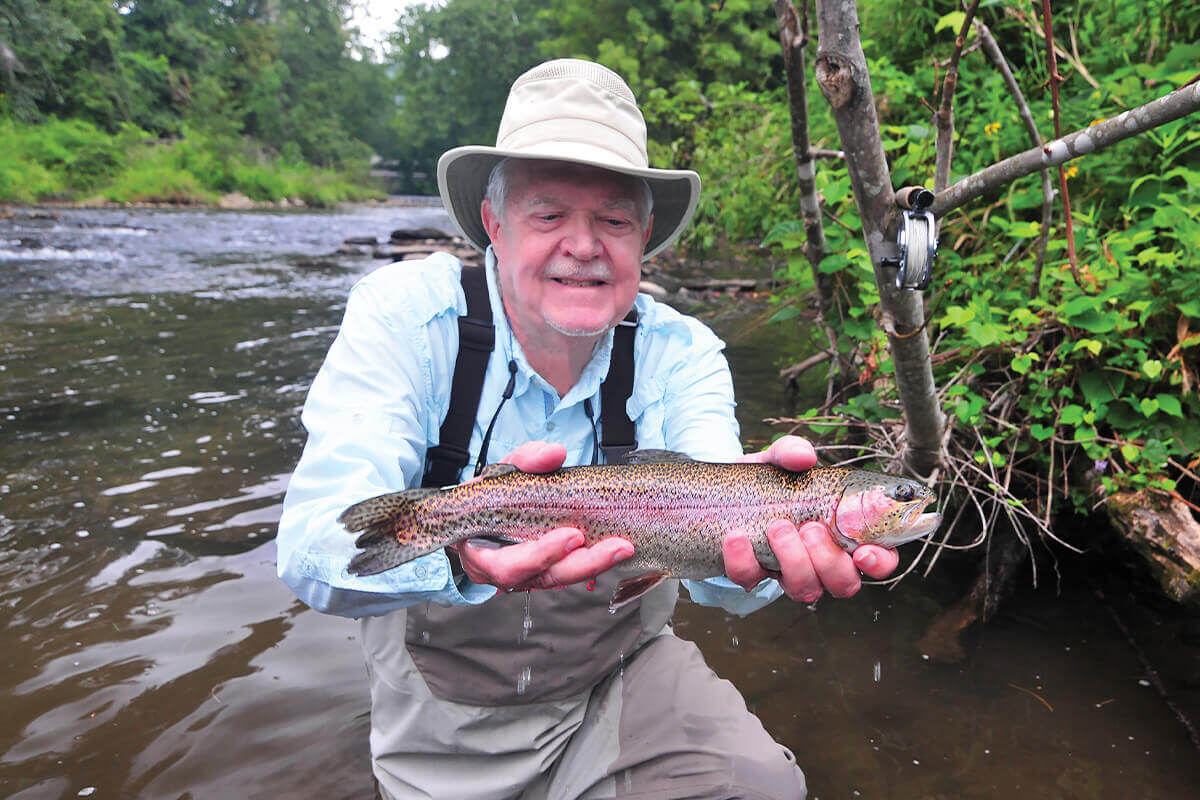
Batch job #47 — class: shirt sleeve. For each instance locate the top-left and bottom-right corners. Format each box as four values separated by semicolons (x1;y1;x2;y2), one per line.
636;306;784;616
276;269;497;618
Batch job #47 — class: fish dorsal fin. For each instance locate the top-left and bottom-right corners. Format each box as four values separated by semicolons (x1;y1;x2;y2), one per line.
477;463;520;480
623;449;695;465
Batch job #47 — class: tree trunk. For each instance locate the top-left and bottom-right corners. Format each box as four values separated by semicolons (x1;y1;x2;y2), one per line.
773;0;833;316
814;0;944;477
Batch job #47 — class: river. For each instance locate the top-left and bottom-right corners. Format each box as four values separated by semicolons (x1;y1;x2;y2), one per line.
0;205;1196;799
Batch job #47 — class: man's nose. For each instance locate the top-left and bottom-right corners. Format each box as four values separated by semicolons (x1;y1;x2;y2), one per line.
560;216;603;260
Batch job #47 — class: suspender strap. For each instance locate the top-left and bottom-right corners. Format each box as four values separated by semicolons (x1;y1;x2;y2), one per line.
423;266;493;488
600;309;638;465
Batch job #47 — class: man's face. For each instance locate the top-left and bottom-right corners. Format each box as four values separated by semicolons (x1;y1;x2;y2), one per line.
481;161;652;345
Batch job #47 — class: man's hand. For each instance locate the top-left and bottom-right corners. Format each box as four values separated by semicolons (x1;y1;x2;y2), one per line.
722;435;900;602
451;441;634;592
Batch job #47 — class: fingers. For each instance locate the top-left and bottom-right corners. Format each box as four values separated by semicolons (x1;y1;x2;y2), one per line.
502;441;567;474
756;520;900;603
722;530;769;591
736;435;817;472
852;544;900;580
455;528;633;591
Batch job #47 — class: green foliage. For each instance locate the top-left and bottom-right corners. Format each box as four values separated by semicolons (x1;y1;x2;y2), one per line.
0;117;380;206
759;0;1200;514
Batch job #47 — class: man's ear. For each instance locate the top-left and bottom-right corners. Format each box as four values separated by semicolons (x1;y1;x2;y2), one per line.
481;198;501;241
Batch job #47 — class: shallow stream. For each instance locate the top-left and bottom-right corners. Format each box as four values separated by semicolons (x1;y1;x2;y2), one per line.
1;206;1196;798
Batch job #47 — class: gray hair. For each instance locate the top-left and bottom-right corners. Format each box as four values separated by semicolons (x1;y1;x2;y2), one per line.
484;157;653;228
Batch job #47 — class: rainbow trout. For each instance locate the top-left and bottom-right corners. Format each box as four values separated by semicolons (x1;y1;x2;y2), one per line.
340;450;941;610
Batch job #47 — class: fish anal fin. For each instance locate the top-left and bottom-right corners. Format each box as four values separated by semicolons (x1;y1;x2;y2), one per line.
623;449;695;465
609;571;671;612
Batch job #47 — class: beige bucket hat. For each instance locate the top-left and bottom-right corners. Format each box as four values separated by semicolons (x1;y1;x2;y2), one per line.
437;58;701;261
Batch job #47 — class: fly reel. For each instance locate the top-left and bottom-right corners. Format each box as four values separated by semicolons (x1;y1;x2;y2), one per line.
881;188;938;291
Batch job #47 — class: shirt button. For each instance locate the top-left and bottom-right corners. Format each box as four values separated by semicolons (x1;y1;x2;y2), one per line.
414;565;427;578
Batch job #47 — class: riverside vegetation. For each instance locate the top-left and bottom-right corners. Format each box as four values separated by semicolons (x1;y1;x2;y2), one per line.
3;0;1197;601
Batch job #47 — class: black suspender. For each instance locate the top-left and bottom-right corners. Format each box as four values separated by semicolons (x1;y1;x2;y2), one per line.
422;266;637;488
422;266;493;488
599;311;638;465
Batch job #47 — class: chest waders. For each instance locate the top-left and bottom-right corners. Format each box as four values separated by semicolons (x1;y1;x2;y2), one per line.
377;265;677;707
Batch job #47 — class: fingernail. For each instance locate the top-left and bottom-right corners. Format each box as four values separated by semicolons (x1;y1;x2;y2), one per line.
565;532;585;552
856;550;877;570
801;525;826;547
612;543;634;563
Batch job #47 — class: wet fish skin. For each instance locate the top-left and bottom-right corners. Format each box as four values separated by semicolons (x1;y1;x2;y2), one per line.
340;451;940;607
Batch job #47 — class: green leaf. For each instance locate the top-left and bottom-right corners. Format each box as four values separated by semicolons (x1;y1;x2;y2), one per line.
935;11;966;34
1139;397;1160;416
1059;405;1085;425
1142;359;1163;379
1121;443;1140;462
1155;394;1183;417
1031;424;1055;441
768;306;800;324
1073;339;1102;356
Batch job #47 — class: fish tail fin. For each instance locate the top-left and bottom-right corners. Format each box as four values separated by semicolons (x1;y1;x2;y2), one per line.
338;488;446;576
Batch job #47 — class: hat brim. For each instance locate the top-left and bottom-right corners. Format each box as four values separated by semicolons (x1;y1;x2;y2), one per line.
437;146;700;261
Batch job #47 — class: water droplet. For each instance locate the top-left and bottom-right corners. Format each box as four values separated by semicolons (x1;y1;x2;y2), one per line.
77;788;95;797
872;609;880;623
420;630;430;644
623;769;633;791
519;592;533;643
873;661;881;682
516;665;532;695
731;635;739;647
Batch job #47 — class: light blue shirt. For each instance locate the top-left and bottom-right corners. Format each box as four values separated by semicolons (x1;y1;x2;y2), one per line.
276;248;783;618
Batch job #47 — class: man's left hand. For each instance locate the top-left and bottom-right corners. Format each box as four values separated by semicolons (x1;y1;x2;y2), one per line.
722;435;900;602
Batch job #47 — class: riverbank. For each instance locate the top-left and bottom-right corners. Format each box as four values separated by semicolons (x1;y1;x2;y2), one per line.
0;118;385;209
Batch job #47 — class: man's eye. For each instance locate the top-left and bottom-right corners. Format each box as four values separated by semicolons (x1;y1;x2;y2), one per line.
604;218;631;228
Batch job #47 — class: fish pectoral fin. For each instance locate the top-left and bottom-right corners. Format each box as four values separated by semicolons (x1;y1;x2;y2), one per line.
609;571;671;611
623;449;695;465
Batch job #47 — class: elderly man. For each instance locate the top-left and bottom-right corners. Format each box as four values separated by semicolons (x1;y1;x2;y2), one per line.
277;59;898;799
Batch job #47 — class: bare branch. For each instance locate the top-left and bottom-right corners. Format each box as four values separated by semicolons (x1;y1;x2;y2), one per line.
932;81;1200;217
1038;0;1083;290
974;19;1054;293
773;0;834;315
933;0;982;193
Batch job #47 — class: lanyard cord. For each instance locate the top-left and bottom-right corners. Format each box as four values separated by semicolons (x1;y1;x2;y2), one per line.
582;397;600;465
473;358;518;477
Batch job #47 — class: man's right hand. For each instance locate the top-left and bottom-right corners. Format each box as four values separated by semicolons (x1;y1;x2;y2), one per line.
450;441;634;592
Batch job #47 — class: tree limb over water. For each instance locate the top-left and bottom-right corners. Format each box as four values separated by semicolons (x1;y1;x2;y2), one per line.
932;81;1200;217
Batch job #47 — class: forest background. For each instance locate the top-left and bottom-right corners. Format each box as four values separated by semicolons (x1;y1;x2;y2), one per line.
2;0;1198;600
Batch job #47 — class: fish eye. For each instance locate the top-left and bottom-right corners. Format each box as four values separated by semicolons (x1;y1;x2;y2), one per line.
894;485;915;502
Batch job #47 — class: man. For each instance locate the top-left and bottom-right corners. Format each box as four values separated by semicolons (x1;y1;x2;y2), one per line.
277;59;899;799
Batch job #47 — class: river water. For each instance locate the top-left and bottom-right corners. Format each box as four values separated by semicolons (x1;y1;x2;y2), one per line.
1;205;1196;799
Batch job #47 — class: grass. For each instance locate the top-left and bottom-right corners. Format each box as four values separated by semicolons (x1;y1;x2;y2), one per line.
0;117;383;207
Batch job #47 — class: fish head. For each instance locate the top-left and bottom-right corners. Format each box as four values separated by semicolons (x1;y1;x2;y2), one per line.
829;471;941;551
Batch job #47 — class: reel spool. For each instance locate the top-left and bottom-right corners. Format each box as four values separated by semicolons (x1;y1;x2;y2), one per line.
882;188;938;291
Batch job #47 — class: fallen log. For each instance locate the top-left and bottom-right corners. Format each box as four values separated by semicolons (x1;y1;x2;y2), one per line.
1106;490;1200;605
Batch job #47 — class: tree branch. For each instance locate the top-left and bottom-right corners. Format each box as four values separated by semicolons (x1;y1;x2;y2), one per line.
974;19;1053;294
931;81;1200;217
932;0;982;193
773;0;834;315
